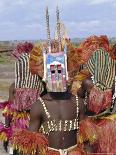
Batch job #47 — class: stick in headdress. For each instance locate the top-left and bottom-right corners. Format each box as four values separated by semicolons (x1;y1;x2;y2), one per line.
56;6;61;52
46;6;51;53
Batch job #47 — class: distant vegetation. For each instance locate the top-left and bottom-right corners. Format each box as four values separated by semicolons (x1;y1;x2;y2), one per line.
0;38;116;52
0;52;13;64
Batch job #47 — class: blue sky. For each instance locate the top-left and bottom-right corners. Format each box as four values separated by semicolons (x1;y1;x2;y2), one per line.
0;0;116;40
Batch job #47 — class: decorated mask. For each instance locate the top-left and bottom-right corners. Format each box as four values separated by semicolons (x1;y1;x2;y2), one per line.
43;45;68;92
42;7;68;92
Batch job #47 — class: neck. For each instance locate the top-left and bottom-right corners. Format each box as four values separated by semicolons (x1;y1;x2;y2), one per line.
49;91;72;100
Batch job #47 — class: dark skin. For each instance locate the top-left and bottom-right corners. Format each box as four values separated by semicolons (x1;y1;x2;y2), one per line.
29;91;86;150
77;77;95;116
78;76;93;99
8;81;93;153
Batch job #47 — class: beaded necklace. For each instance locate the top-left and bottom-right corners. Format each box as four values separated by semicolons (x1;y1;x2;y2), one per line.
39;95;79;135
91;76;95;84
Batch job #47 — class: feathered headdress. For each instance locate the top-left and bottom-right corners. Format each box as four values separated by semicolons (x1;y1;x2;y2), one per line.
29;7;90;94
12;42;33;59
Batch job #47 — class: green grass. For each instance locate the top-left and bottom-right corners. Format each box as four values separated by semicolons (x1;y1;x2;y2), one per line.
0;83;9;91
0;53;13;64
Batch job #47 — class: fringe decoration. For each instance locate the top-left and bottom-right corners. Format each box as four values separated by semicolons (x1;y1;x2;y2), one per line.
78;35;109;63
70;69;91;95
89;86;112;114
96;114;116;154
29;46;44;76
12;111;30;129
1;101;30;129
2;102;14;118
12;42;33;59
12;129;48;155
0;122;12;141
79;115;116;154
0;101;9;109
110;44;116;60
79;118;99;144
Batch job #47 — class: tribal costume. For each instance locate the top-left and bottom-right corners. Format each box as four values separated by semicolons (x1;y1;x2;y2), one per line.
11;7;90;155
78;36;116;154
0;7;115;155
0;42;44;154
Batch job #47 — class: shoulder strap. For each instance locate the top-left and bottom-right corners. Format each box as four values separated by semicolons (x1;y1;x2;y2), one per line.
76;95;79;118
38;97;51;119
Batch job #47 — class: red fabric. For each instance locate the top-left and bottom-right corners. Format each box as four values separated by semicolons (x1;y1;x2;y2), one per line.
94;118;116;154
88;86;112;114
79;116;116;155
14;88;39;111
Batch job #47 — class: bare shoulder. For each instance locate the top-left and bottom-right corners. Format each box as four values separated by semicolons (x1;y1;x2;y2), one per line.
71;94;76;102
82;77;92;87
30;99;44;117
42;93;53;101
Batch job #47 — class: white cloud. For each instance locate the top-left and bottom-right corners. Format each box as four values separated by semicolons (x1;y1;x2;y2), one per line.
114;2;116;6
11;0;30;6
0;1;7;12
0;0;31;12
66;20;101;32
59;0;80;5
65;19;116;38
0;21;15;27
88;0;116;5
25;23;42;28
0;1;4;7
0;0;115;40
78;20;101;30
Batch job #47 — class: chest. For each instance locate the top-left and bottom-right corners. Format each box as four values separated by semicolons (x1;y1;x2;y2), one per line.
42;99;77;120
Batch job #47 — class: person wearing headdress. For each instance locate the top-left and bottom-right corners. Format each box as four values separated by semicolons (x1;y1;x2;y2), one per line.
11;7;93;155
0;42;44;154
74;35;116;154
